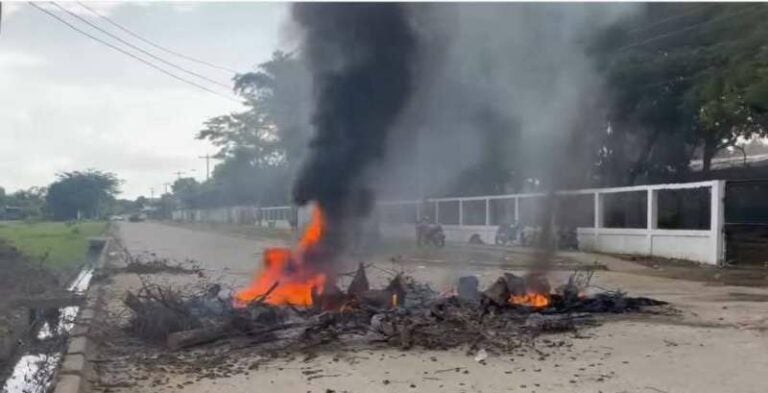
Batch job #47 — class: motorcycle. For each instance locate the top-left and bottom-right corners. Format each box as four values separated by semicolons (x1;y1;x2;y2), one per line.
417;223;446;248
556;226;578;250
494;223;519;246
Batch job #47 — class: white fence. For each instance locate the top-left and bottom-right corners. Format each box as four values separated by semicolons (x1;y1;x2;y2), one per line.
172;180;726;265
171;205;294;230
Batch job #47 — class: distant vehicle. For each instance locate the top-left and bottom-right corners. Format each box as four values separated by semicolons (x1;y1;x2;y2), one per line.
128;213;145;222
110;215;125;221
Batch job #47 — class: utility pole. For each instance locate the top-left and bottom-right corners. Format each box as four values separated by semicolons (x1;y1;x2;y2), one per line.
173;171;184;179
198;154;212;180
150;187;155;200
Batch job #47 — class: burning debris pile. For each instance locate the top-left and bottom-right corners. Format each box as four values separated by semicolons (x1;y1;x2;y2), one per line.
123;207;666;354
123;261;666;354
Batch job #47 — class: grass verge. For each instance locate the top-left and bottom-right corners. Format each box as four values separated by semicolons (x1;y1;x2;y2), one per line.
0;221;108;269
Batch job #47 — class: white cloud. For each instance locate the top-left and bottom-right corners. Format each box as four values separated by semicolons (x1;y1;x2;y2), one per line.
35;1;125;17
170;2;200;13
0;51;46;68
1;2;124;21
0;75;239;198
2;2;24;18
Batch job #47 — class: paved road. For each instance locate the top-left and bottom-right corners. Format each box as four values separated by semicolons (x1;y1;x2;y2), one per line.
117;221;289;288
101;221;768;393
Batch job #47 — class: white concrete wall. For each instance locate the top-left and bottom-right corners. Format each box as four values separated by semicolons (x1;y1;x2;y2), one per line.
577;228;716;264
171;180;726;265
573;180;724;265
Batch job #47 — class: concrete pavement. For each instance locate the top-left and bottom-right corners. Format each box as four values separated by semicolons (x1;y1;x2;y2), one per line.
90;221;768;393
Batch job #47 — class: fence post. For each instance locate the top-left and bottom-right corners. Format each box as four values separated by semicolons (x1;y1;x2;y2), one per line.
485;198;491;226
594;192;603;228
647;188;658;256
434;202;439;224
594;192;603;247
459;200;464;226
514;197;520;223
710;180;726;265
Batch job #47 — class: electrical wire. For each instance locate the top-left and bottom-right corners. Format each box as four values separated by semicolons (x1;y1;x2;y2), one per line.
625;4;713;36
49;1;232;90
615;4;764;53
27;2;240;103
76;1;238;75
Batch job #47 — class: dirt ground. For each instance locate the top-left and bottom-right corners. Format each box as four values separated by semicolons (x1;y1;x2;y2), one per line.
89;222;768;393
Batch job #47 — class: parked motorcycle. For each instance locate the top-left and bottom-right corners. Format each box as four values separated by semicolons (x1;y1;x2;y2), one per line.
417;222;446;248
494;223;520;246
556;226;578;250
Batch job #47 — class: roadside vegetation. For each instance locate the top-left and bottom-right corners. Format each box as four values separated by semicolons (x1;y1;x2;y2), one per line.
0;221;108;269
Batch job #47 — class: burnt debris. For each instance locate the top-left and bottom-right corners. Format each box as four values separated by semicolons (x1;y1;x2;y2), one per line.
123;267;668;354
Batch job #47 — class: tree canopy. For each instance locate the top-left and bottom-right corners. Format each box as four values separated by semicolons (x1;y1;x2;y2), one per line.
190;51;311;207
591;3;768;183
45;170;120;220
0;186;47;219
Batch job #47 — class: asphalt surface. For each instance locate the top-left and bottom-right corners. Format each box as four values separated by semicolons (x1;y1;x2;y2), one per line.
97;221;768;393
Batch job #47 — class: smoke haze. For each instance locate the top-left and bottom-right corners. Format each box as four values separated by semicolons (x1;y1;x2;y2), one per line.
291;3;416;255
288;4;639;256
380;3;638;198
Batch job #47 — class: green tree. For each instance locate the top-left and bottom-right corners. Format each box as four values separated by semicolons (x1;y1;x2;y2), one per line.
171;177;201;208
232;50;313;168
592;3;768;181
134;196;149;209
688;67;768;173
45;170;120;220
107;198;137;216
3;187;47;219
196;51;311;207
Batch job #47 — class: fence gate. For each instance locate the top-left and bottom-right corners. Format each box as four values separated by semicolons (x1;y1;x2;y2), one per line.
724;179;768;265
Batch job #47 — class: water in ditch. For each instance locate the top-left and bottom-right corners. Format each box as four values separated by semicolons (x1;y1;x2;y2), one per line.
1;264;95;393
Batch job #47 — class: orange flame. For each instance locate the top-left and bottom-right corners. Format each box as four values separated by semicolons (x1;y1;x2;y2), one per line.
298;207;325;255
509;293;551;309
235;206;328;307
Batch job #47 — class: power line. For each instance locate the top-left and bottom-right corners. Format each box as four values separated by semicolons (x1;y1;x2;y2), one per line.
616;4;765;53
76;1;238;75
625;4;713;36
49;1;233;90
27;2;239;102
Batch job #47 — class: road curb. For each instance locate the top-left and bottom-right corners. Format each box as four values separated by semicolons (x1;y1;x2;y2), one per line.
52;235;113;393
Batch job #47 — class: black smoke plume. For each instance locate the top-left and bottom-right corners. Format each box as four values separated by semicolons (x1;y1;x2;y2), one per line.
291;3;416;255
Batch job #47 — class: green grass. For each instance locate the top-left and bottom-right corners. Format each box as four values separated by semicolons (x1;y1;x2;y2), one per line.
0;221;108;269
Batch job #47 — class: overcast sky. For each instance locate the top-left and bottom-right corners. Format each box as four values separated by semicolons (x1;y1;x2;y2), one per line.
0;1;289;198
